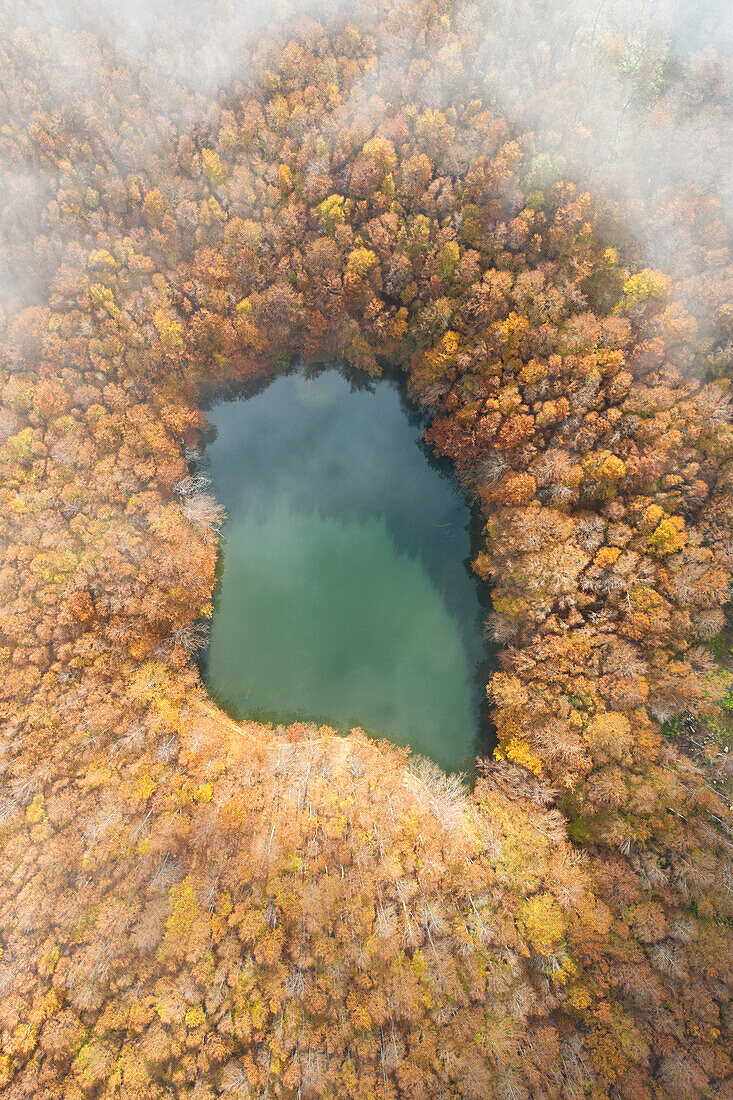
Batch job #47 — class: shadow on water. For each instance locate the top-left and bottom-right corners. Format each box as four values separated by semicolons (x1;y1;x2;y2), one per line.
195;360;497;775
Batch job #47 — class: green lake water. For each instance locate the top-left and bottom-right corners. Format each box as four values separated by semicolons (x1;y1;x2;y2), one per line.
200;369;493;772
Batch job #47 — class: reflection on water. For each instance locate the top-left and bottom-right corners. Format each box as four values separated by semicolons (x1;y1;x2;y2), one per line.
199;368;494;772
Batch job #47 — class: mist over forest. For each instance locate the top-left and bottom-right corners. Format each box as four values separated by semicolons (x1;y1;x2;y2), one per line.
2;0;731;307
0;1;732;1097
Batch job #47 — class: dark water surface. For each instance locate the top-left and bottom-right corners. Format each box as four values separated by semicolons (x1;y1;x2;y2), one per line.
200;369;494;772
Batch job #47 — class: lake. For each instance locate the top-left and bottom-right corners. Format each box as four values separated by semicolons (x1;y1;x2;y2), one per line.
199;368;493;772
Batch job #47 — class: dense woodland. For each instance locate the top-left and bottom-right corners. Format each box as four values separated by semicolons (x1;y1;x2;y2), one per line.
0;0;732;1096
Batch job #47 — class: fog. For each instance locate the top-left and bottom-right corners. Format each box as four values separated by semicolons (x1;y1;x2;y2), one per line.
1;0;730;320
460;0;731;284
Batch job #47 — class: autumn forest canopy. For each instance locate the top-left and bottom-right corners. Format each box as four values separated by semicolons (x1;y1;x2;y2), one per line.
0;0;732;1097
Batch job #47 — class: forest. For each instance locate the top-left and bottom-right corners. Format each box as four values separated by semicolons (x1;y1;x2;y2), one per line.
0;0;731;1096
